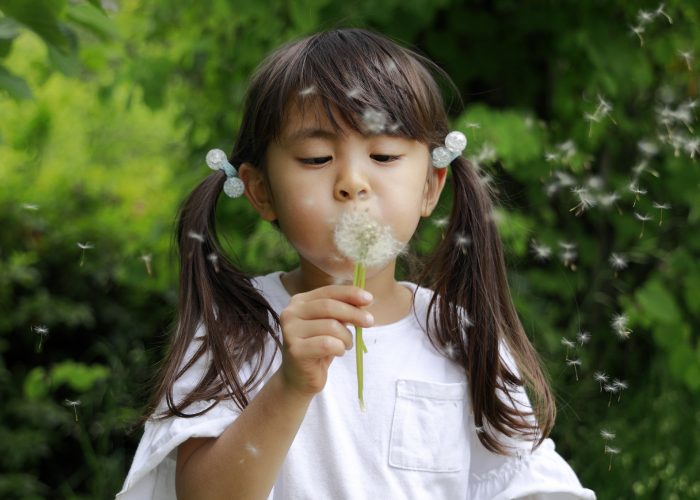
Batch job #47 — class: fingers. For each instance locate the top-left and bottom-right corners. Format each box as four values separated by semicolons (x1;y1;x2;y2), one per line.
300;285;373;307
298;298;374;328
288;333;348;360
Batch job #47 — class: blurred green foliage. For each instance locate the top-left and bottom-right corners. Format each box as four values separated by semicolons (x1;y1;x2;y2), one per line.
1;0;699;498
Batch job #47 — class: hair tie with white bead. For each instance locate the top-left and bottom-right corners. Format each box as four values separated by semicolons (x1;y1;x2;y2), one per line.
431;131;467;168
206;149;245;198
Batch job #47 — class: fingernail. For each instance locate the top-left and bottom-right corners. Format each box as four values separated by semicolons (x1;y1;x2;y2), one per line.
365;313;374;326
362;291;373;301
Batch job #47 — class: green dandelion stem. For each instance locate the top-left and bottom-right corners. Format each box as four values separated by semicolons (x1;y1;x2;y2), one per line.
353;262;368;412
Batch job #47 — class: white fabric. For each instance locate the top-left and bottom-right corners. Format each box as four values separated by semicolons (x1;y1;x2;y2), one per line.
116;271;596;500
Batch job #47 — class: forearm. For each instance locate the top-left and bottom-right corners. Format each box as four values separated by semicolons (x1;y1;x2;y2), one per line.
176;368;314;500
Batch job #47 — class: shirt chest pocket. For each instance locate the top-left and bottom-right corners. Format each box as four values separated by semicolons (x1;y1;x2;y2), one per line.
388;379;468;472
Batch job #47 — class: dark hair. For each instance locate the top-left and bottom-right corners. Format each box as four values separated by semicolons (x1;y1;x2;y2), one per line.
139;27;555;455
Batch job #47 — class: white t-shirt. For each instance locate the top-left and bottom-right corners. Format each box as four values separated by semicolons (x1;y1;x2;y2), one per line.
116;271;596;500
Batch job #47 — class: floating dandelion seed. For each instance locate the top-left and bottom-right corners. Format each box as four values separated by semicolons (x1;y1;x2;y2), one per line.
638;139;659;157
188;230;205;242
604;384;619;407
682;98;700;120
334;210;404;412
77;242;94;266
139;254;153;275
678;49;694;71
346;87;362;99
684;137;700;161
559;242;577;270
634;212;653;238
388;121;402;133
207;253;220;272
454;233;472;255
443;340;458;360
584;112;601;137
627;181;647;207
594;371;609;392
33;325;49;349
65;399;81;421
609;253;628;277
576;331;590;346
652;201;671;225
600;429;616;453
655;2;672;23
613;379;628;402
432;216;449;228
599;191;623;215
561;337;576;359
530;241;552;262
299;85;316;97
637;9;655;25
606;446;620;471
569;186;597;216
611;312;632;340
630;24;645;46
361;108;387;134
566;358;582;380
246;442;260;457
465;122;481;142
21;203;39;210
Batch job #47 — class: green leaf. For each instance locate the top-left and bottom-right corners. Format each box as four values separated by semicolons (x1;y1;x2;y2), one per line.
652;321;690;350
23;367;50;400
50;360;110;392
65;3;120;40
683;273;700;316
634;279;681;325
668;345;696;386
0;63;32;99
0;0;70;53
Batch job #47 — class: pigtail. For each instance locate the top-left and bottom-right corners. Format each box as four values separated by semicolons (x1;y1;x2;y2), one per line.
138;169;282;427
417;155;555;454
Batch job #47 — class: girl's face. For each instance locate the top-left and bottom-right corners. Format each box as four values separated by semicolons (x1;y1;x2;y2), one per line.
239;98;447;281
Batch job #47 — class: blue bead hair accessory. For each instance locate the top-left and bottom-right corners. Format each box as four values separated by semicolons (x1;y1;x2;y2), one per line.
206;149;245;198
431;131;467;168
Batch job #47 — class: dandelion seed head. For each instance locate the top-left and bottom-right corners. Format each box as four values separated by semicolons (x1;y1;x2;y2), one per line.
594;371;609;383
207;253;219;264
599;192;621;206
465;122;481;129
21;203;39;210
65;399;81;407
333;210;404;268
544;151;560;162
611;313;628;331
605;446;620;454
566;358;582;367
584;112;601;122
628;181;647;195
558;241;577;251
587;176;605;190
77;242;94;249
652;201;671;210
33;325;49;335
637;9;655;24
139;254;152;263
246;442;260;457
454;232;472;251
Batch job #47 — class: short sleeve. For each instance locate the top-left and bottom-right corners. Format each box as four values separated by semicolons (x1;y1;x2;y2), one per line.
116;323;273;500
467;341;596;500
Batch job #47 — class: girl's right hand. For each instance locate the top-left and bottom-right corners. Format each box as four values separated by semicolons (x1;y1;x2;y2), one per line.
278;285;374;398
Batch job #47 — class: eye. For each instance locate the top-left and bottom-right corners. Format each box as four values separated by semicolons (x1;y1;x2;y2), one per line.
299;155;402;165
372;155;401;163
299;157;332;165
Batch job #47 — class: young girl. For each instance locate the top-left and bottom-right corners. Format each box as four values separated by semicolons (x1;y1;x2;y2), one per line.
117;28;596;500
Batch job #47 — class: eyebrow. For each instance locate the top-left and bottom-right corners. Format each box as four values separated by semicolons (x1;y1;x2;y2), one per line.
282;128;341;147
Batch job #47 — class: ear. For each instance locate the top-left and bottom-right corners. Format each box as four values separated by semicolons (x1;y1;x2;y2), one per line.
237;163;277;221
421;165;448;217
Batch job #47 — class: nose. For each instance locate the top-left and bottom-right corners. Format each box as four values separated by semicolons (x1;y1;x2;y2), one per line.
334;165;371;201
